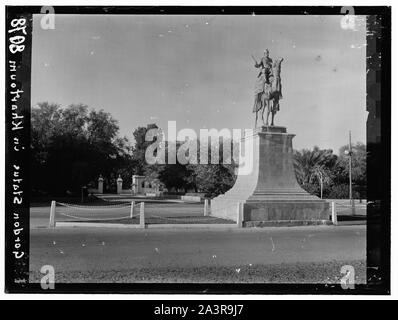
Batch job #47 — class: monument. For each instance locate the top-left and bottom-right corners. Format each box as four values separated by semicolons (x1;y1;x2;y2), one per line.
210;50;330;226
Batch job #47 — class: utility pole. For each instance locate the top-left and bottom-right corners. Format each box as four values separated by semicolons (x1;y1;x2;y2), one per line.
344;131;355;215
348;131;352;203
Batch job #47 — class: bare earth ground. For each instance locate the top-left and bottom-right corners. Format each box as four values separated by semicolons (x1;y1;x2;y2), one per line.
30;204;366;283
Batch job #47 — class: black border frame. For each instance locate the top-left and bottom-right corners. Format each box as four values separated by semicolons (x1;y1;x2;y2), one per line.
4;5;391;294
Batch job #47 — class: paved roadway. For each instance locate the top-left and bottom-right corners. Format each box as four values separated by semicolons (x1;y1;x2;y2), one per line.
29;205;366;283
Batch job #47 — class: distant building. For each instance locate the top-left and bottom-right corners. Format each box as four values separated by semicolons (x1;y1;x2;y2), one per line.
132;175;165;196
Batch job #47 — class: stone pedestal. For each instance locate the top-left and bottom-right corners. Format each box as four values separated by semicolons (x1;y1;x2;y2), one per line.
210;126;330;226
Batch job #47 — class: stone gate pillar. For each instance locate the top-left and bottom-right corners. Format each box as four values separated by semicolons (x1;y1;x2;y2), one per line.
98;175;104;194
117;175;123;194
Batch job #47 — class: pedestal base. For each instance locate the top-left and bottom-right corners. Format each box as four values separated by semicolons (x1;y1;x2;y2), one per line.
210;126;330;226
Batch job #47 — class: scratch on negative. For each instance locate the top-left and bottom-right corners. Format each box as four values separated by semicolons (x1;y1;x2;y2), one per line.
270;237;275;252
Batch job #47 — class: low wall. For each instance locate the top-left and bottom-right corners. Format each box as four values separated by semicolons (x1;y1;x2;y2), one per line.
181;195;202;202
181;193;205;202
120;189;132;195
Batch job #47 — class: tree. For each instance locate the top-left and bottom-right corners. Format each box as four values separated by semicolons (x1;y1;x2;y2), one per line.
137;134;238;197
293;143;366;199
193;164;236;197
336;142;367;199
158;164;192;193
142;137;195;193
190;138;237;197
337;142;366;184
293;146;337;197
309;164;333;199
131;124;159;175
31;102;62;193
31;102;133;196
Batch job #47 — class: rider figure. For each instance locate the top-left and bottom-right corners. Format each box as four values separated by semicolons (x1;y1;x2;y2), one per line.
255;49;273;84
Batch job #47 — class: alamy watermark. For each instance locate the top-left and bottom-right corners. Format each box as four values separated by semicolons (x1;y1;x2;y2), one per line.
144;121;254;175
340;265;355;289
40;6;55;30
40;265;55;290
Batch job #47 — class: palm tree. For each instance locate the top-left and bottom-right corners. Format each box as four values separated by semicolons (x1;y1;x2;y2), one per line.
310;164;333;199
293;146;337;197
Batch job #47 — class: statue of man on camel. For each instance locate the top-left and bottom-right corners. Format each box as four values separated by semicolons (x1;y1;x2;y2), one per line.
252;49;284;128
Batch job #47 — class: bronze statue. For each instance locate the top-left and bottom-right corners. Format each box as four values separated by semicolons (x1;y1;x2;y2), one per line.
253;49;273;82
252;49;283;127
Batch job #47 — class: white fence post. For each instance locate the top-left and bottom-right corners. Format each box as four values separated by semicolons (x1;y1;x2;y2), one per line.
49;201;56;228
140;202;145;228
130;201;135;219
237;202;243;228
204;199;209;216
331;201;338;226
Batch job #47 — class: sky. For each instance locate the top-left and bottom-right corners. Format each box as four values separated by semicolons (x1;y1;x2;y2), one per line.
31;14;367;153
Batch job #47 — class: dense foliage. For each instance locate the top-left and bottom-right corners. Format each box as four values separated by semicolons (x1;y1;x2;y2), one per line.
31;103;133;195
31;103;366;199
293;143;366;199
